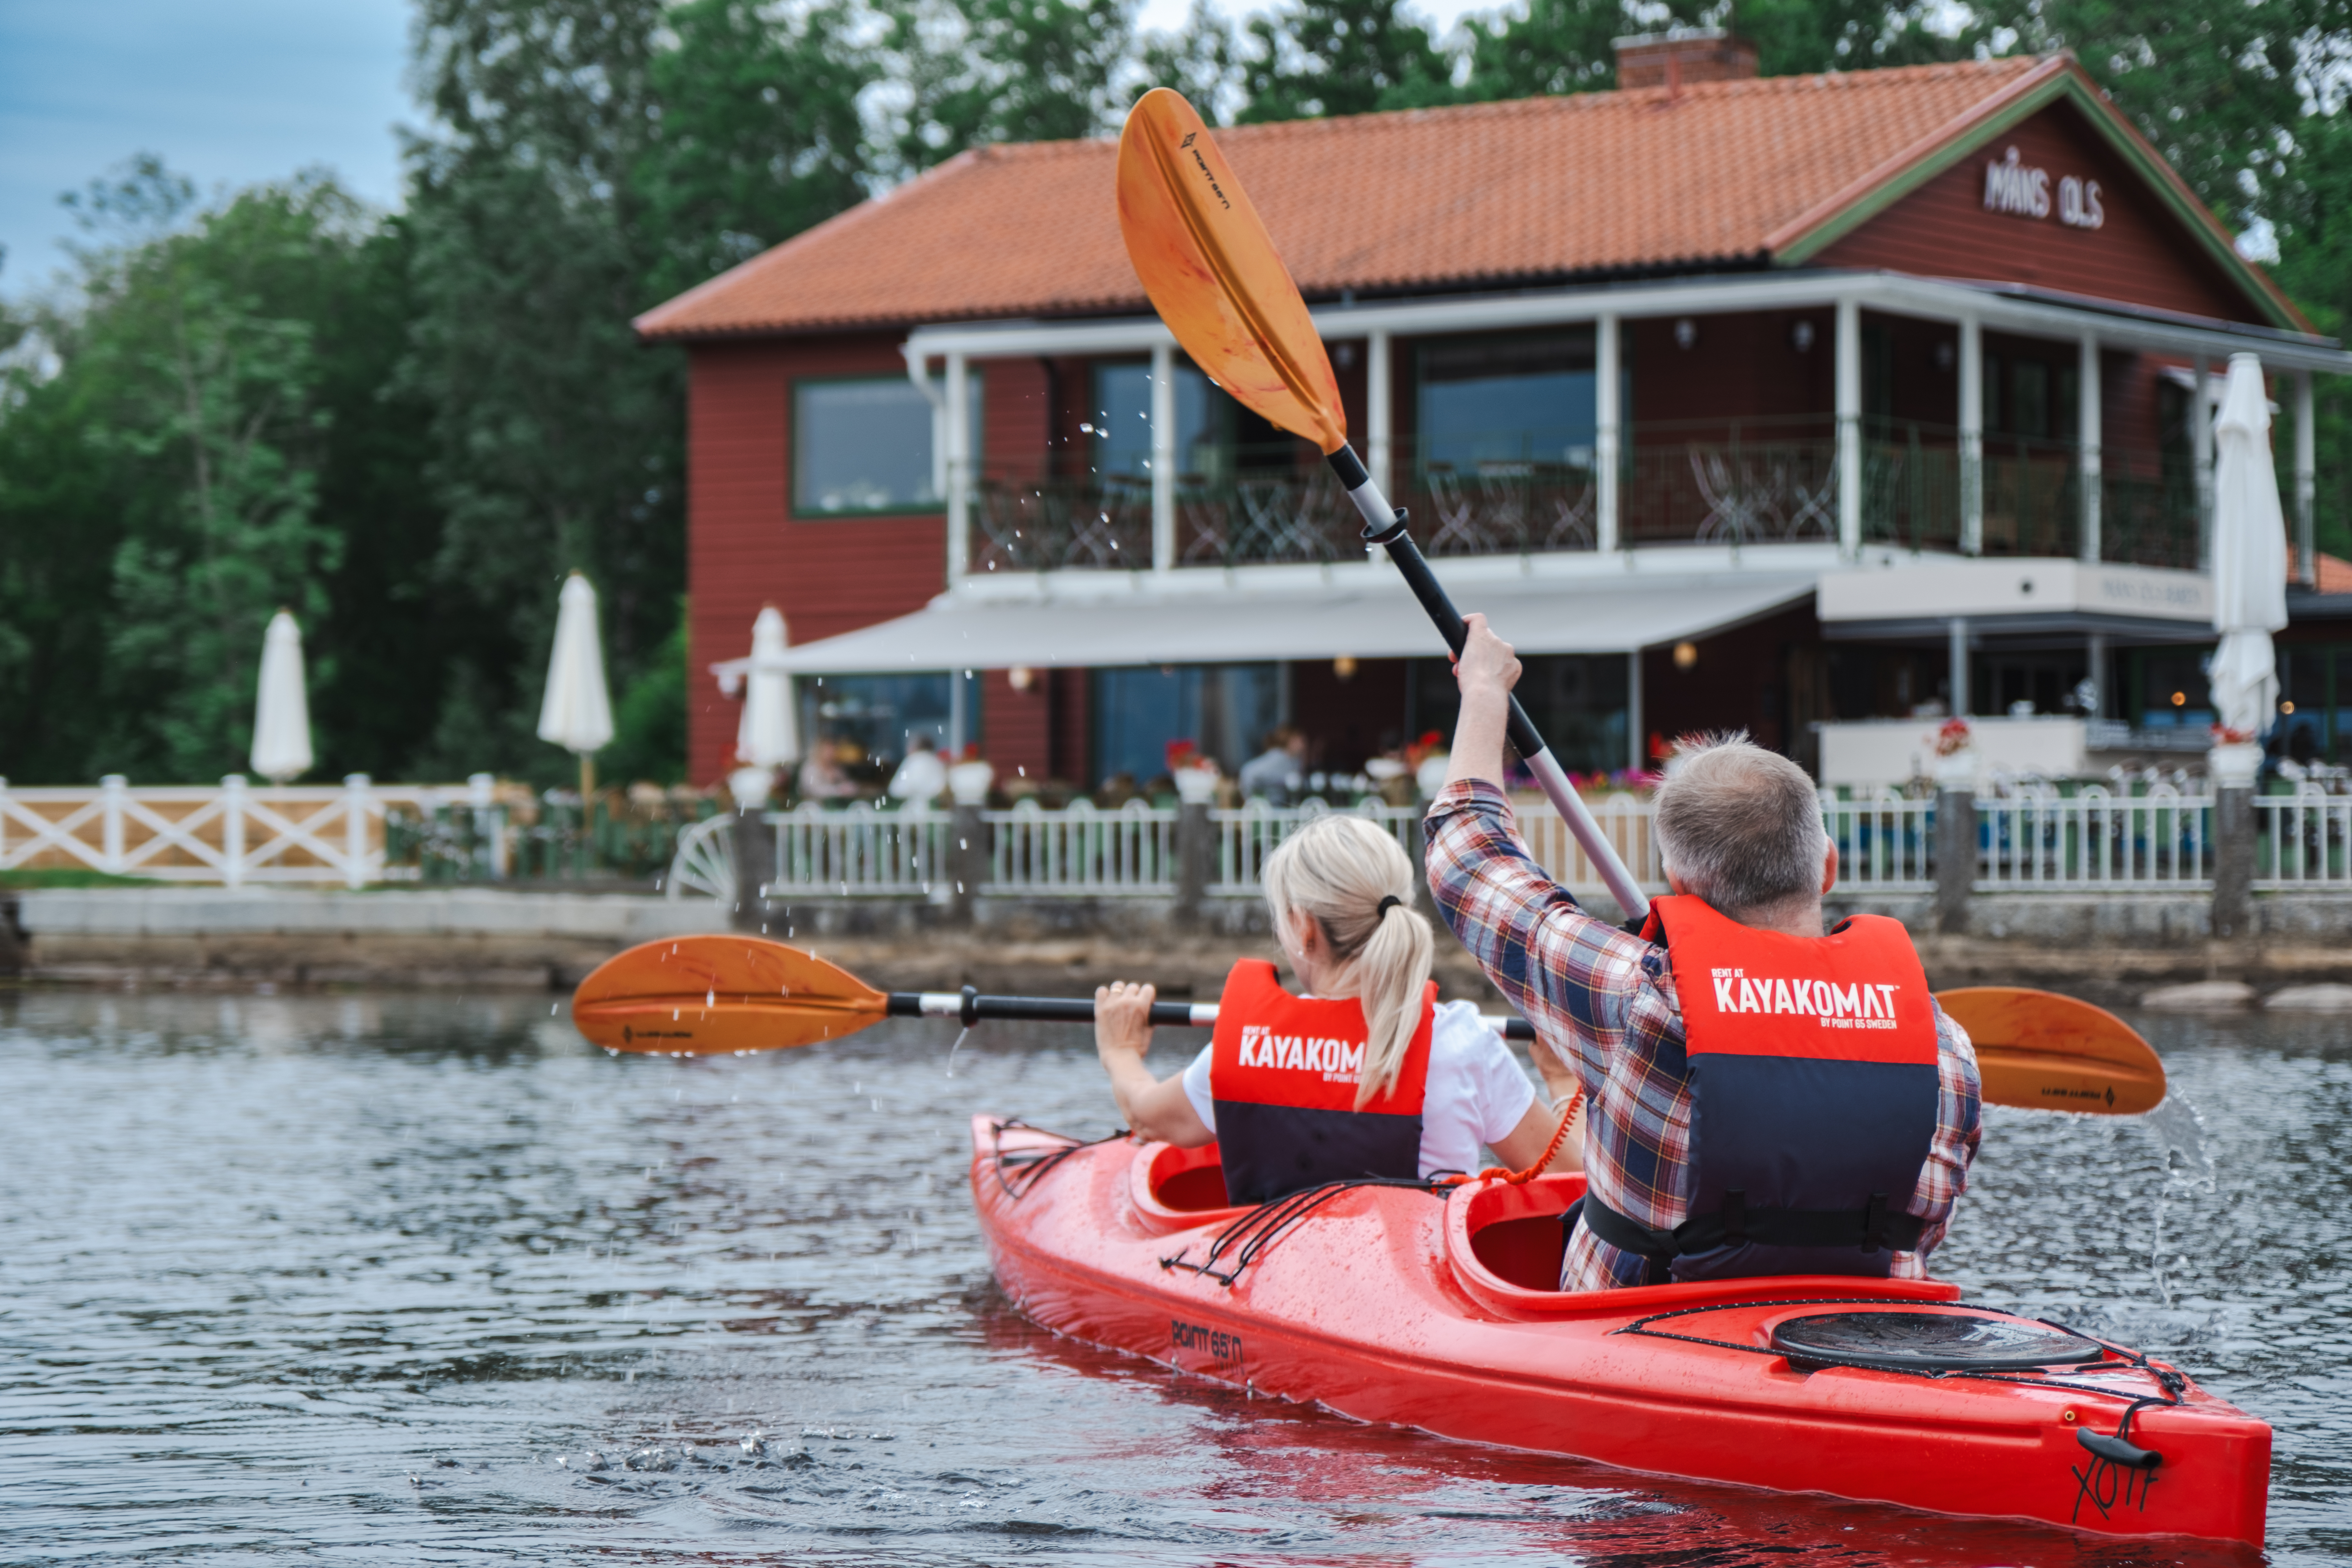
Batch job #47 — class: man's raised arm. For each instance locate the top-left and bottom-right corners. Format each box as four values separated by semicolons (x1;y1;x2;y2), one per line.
1423;615;1654;1083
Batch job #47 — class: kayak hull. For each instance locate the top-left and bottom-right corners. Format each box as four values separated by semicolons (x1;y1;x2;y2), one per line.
968;1116;2270;1547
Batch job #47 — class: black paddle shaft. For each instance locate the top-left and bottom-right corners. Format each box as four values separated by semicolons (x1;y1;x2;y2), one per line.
887;989;1201;1027
1329;447;1550;764
884;985;1535;1039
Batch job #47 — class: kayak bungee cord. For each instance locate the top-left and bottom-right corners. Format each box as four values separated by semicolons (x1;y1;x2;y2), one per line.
986;1119;1126;1201
1159;1175;1439;1287
1158;1101;1589;1288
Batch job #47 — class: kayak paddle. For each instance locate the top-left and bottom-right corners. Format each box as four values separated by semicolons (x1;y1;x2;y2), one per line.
1933;987;2167;1115
1114;87;1652;922
569;936;2166;1114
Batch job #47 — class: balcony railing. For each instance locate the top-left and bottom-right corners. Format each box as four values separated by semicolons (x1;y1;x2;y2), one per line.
964;425;2203;573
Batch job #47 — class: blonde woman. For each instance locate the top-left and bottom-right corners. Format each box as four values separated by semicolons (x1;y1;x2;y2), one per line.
1094;813;1579;1204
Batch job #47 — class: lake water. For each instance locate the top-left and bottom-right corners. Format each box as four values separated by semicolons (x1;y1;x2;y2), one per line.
2;988;2347;1566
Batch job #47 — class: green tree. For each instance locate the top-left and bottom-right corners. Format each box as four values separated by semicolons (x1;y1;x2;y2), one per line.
403;0;684;785
1236;0;1454;122
1138;2;1247;122
637;0;880;305
6;161;353;782
1459;0;1628;101
881;0;1141;170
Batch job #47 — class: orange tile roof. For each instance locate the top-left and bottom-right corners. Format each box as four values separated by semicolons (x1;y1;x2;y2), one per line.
637;55;2066;340
2289;549;2352;594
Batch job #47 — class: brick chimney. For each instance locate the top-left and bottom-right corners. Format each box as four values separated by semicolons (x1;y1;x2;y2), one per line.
1614;28;1759;91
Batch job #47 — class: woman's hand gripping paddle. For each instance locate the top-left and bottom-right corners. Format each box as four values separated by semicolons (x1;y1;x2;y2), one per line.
572;937;2167;1114
1115;88;1650;922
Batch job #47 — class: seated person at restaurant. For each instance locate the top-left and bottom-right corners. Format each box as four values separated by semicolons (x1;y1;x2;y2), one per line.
1092;814;1578;1204
1426;614;1982;1289
1236;726;1307;805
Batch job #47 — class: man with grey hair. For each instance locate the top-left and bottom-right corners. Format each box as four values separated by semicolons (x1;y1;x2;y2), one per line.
1425;617;1981;1290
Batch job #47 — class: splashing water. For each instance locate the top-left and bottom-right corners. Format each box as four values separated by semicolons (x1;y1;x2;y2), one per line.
2144;1091;2218;1307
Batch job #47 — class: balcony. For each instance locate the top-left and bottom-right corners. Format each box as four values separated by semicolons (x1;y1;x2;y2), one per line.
963;422;2203;575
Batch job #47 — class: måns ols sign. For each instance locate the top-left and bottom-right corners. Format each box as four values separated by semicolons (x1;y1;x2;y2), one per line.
1983;145;2105;230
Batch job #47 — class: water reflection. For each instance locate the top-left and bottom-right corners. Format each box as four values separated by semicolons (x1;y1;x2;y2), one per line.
0;991;2344;1564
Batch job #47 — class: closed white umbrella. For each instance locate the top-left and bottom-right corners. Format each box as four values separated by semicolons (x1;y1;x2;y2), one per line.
537;572;615;848
2208;353;2289;744
736;605;800;767
249;609;313;784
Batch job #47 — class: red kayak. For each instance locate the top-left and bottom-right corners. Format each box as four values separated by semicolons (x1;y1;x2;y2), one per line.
968;1115;2271;1547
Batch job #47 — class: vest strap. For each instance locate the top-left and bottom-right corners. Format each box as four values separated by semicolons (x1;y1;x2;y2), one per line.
1580;1191;1927;1265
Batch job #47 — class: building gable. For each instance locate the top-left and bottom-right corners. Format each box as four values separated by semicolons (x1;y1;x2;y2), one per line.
1782;64;2302;331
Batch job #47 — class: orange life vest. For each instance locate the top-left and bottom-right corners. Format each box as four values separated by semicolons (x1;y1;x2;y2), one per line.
1207;959;1436;1205
1581;896;1943;1283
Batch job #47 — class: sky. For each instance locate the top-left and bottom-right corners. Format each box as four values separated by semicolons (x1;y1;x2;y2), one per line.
0;0;413;296
0;0;1494;300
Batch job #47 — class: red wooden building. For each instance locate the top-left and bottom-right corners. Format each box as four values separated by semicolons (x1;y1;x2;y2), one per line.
636;39;2348;791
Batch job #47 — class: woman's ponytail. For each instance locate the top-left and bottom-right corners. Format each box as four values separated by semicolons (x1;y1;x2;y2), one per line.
1260;814;1435;1108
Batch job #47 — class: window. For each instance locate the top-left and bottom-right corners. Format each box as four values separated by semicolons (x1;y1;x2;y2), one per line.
1416;332;1597;476
800;671;982;766
1090;663;1280;787
792;373;980;516
1090;362;1234;483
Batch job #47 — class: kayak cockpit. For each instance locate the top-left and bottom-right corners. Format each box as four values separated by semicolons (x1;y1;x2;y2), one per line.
1117;1136;1964;1317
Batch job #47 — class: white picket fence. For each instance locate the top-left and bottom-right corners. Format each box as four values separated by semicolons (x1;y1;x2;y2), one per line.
1974;783;2212;891
2255;786;2352;890
1822;791;1937;891
0;775;428;887
674;789;1948;902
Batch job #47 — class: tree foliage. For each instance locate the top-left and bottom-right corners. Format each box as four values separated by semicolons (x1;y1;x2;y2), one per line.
7;0;2352;785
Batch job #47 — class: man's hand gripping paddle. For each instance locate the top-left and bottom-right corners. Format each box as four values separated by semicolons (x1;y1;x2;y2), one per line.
571;936;2167;1115
1115;87;1650;922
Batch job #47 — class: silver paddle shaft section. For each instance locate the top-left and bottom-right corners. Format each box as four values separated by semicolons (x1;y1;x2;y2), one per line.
910;991;1532;1038
1328;444;1652;922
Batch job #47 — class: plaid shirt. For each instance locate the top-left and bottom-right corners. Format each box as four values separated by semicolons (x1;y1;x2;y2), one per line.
1426;780;1983;1292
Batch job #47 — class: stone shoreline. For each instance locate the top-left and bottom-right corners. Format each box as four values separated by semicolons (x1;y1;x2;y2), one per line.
8;887;2352;1010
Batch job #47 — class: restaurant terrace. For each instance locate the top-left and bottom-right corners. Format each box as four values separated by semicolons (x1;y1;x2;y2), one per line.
637;40;2352;788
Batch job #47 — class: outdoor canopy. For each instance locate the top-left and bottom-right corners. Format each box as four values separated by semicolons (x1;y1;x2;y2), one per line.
537;571;615;756
2207;351;2290;740
249;609;313;784
733;574;1817;677
735;604;801;767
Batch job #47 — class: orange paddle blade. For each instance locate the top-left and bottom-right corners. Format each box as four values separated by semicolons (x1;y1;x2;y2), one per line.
1116;88;1347;454
571;936;888;1055
1934;987;2166;1115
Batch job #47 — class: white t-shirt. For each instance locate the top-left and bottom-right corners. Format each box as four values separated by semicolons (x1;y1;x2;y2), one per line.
1179;999;1538;1181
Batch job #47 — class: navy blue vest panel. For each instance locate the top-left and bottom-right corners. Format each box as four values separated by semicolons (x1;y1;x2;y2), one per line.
1215;1101;1423;1206
1676;1054;1941;1283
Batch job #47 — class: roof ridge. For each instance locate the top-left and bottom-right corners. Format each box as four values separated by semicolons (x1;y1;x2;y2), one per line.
1209;53;2045;142
634;147;990;334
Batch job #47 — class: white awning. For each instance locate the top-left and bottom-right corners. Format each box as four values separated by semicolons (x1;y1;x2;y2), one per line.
721;573;1817;678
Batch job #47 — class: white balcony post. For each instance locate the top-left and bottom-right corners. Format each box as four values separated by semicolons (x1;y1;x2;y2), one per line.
1834;296;1862;558
2193;354;2214;570
1948;617;1970;717
1150;340;1176;572
2295;369;2317;588
2078;333;2102;564
945;350;971;586
1596;312;1621;552
1626;648;1644;773
1959;315;1983;556
1367;330;1393;499
100;773;126;873
221;774;247;889
343;773;371;889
